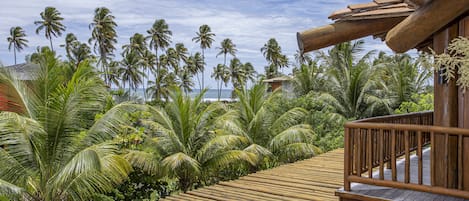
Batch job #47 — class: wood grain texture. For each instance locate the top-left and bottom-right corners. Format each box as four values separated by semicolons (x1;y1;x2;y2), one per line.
161;149;345;201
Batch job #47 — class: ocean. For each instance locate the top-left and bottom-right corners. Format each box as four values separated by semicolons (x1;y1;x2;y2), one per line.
128;88;235;101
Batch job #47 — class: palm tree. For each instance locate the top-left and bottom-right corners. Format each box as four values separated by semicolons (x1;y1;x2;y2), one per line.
186;52;204;90
229;58;245;91
318;40;391;119
375;53;432;108
226;84;320;163
192;24;215;90
34;7;65;51
89;7;118;86
294;50;312;66
211;64;229;100
0;48;144;200
292;61;325;96
123;33;147;55
7;27;28;65
175;43;189;71
120;51;144;98
241;62;256;89
123;33;149;101
146;19;172;101
146;54;178;101
261;38;288;78
129;89;256;191
216;38;237;70
61;33;93;70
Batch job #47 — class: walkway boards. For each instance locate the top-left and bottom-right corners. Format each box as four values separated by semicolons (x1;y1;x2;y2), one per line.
161;149;344;201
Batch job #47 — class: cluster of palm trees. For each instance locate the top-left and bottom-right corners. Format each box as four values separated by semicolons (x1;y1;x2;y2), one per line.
6;6;296;102
0;47;319;199
292;40;432;119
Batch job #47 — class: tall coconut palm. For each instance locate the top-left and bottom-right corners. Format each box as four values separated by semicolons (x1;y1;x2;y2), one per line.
186;52;204;91
242;62;256;89
318;40;391;119
7;27;28;65
146;19;172;101
175;43;189;70
0;48;145;200
128;89;256;191
146;54;177;101
229;58;245;90
120;51;144;98
123;33;149;101
261;38;288;78
34;7;65;52
211;64;229;100
192;24;215;91
61;33;93;70
216;38;237;70
89;7;118;86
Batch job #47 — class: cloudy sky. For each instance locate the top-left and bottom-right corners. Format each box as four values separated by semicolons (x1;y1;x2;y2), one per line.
0;0;397;89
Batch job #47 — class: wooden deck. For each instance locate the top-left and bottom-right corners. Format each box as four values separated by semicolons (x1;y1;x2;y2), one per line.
338;147;469;201
161;149;344;201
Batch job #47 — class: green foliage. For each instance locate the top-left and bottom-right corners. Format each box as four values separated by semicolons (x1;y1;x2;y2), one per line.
433;36;469;91
0;49;150;200
103;169;175;201
394;93;434;114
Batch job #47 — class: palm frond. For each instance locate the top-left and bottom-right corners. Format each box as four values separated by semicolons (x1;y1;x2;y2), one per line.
124;150;162;176
269;124;316;152
162;153;201;176
197;134;249;164
270;107;308;135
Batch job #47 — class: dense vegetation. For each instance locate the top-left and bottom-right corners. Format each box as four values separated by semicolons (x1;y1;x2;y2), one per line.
0;6;435;200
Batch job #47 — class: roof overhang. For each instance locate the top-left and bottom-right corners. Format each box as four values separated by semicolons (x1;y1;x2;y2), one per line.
297;0;469;53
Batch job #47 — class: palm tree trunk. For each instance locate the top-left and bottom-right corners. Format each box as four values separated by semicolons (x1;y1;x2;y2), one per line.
143;68;148;102
13;48;17;65
155;49;161;102
49;37;54;52
202;48;205;91
218;80;221;101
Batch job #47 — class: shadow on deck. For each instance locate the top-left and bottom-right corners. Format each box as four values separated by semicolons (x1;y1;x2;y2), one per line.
161;149;344;201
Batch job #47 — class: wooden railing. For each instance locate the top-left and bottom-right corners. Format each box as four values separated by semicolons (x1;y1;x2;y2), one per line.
344;111;469;199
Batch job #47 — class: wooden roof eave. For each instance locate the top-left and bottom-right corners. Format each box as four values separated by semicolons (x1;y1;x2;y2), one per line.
297;17;406;53
385;0;469;53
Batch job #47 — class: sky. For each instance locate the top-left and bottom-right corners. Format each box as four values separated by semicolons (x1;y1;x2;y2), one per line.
0;0;400;89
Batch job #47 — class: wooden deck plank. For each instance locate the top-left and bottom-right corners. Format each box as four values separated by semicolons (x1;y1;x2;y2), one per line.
161;149;344;201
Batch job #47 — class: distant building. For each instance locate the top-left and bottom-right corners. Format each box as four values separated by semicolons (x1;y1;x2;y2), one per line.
262;76;293;92
0;63;39;112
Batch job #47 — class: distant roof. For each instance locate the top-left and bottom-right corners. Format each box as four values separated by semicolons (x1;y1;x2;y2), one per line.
1;63;39;80
263;76;292;83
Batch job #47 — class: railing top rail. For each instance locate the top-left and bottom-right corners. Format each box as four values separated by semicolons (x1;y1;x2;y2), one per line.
353;111;433;123
345;122;469;136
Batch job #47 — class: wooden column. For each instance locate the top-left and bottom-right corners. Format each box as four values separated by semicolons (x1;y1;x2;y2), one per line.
458;15;469;191
433;22;459;188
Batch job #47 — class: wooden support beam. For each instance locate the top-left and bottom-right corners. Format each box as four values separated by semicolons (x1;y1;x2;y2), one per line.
297;17;405;53
385;0;469;53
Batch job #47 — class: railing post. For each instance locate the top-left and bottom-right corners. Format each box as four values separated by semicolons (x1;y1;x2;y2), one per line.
344;126;351;191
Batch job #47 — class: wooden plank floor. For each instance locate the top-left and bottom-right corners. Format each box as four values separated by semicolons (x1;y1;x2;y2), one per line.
161;149;344;201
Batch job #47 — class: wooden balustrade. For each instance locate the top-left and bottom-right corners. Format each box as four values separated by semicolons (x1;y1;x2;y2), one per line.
343;111;469;199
